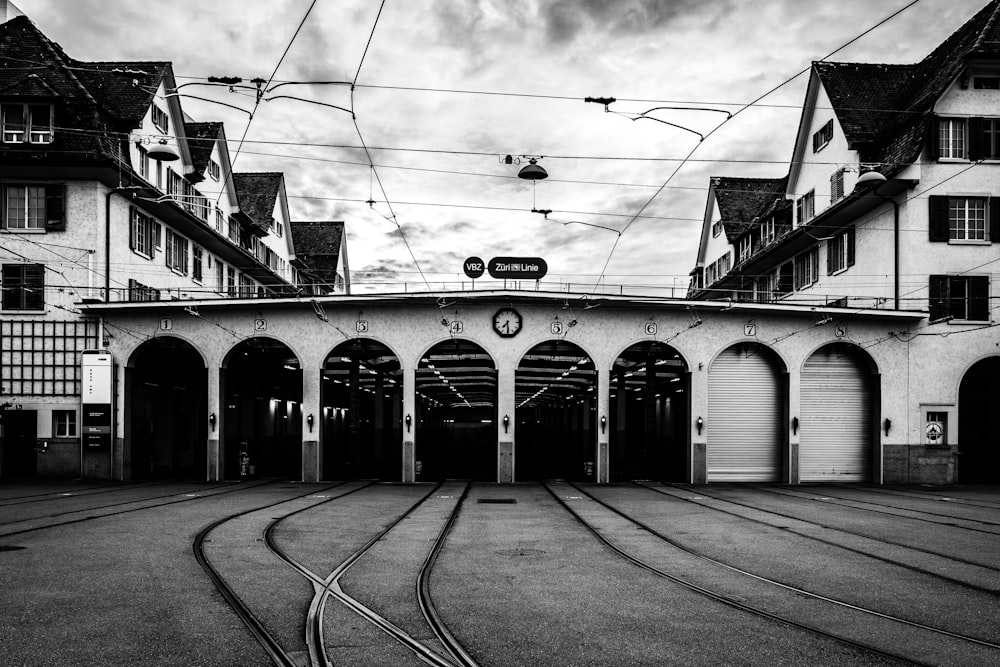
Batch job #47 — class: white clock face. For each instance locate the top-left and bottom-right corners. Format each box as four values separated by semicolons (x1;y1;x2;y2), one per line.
493;308;522;337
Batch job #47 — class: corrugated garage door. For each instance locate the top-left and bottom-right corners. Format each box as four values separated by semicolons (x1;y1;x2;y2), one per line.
708;345;783;481
800;347;871;481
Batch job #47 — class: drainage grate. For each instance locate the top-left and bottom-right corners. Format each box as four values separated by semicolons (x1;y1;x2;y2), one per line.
478;498;517;504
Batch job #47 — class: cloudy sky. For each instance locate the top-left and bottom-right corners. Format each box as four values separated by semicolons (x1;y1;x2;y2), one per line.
15;0;991;294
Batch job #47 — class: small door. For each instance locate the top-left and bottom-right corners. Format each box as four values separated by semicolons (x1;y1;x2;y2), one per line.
2;410;38;478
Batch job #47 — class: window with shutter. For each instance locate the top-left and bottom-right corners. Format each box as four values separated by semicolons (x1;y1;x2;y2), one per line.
830;168;845;203
929;275;991;321
938;118;967;159
1;263;44;311
3;184;63;230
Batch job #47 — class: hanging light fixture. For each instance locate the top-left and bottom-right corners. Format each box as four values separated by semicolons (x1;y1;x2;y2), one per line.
517;158;547;180
147;138;179;162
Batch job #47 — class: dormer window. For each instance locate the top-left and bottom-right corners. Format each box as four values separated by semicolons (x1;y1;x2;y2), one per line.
812;119;833;152
151;105;169;133
2;103;53;144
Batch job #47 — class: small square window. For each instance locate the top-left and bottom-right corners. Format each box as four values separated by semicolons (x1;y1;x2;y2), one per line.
53;410;77;437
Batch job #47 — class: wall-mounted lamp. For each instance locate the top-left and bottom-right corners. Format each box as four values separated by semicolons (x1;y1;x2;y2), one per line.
792;417;799;435
209;413;216;432
405;414;412;433
503;414;510;433
696;416;704;435
306;413;315;433
600;415;607;434
883;418;892;436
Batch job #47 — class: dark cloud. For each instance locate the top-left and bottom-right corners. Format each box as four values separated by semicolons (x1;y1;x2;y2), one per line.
540;0;734;44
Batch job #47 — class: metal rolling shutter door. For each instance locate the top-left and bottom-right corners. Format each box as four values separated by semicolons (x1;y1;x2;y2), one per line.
708;347;782;481
800;352;871;481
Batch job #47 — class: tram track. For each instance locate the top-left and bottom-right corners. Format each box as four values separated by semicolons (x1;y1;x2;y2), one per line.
545;481;1000;667
0;480;247;527
0;479;276;539
266;480;476;667
846;485;1000;510
192;480;360;667
197;480;475;667
0;479;176;506
653;483;1000;579
750;485;1000;532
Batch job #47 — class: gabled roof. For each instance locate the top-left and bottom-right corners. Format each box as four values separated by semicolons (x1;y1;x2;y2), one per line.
73;61;169;125
815;0;1000;167
290;221;345;283
0;72;60;97
711;176;787;239
184;121;222;175
233;172;282;227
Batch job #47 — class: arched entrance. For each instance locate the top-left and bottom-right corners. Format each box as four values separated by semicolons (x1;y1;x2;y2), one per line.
959;356;1000;483
708;342;787;482
126;337;206;479
416;339;497;480
515;340;596;480
221;338;302;479
322;339;402;480
611;342;689;482
800;343;877;481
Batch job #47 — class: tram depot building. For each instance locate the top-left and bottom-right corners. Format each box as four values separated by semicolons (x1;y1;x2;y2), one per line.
1;5;999;486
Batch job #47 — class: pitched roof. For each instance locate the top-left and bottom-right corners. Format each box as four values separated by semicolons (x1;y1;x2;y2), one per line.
290;221;345;281
233;172;282;227
184;121;222;175
711;176;787;239
816;0;1000;169
0;16;166;163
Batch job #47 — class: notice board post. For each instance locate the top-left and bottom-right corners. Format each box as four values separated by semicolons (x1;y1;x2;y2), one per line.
81;350;114;479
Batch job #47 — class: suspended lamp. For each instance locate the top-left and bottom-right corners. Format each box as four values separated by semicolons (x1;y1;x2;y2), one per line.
147;138;179;162
517;158;547;180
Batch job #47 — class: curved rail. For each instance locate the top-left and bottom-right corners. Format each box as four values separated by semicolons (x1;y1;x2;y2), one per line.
543;481;942;667
576;482;1000;654
192;481;353;667
416;482;478;667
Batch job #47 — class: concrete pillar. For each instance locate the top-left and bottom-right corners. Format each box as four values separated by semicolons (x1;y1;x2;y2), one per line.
301;367;320;482
690;363;708;484
374;373;385;468
402;366;415;482
112;358;125;481
596;366;610;483
787;368;800;485
497;365;515;483
206;364;221;481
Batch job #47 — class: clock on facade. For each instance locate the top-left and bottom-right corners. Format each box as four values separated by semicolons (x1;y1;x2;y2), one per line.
492;308;522;337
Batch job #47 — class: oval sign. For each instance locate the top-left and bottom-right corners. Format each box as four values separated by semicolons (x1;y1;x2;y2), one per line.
488;256;548;280
463;256;485;279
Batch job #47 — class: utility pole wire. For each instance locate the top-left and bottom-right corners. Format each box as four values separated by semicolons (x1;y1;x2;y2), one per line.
587;0;925;297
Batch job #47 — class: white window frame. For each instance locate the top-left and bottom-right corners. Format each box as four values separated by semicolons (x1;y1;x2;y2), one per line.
4;185;47;230
948;196;988;242
2;103;53;144
53;409;77;437
939;118;967;159
151;105;169;133
829;229;852;274
165;229;189;275
208;159;220;181
192;245;203;283
794;248;819;290
796;190;815;224
812;119;833;153
130;208;156;258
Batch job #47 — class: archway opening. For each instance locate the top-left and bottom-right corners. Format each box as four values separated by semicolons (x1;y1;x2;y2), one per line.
611;342;689;482
322;339;402;480
515;340;596;480
127;337;206;479
222;338;302;479
416;339;497;481
959;356;1000;483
